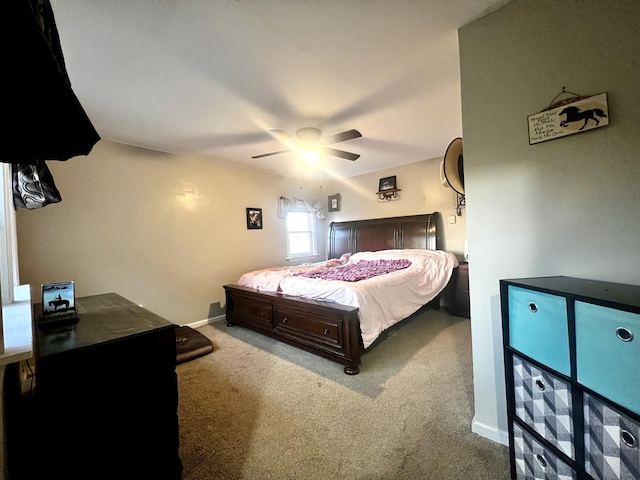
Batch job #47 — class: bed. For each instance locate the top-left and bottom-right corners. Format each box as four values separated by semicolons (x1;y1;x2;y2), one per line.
223;212;458;374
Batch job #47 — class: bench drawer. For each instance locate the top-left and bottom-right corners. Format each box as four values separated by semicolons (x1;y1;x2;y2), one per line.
227;293;273;330
275;306;344;353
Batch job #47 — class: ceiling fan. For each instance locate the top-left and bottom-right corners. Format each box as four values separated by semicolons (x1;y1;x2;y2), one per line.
252;127;362;161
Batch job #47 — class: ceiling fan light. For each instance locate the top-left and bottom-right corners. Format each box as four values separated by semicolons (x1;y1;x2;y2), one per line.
300;149;319;163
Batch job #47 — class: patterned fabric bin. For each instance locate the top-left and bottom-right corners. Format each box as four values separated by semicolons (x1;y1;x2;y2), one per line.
513;423;576;480
513;355;575;459
584;392;640;480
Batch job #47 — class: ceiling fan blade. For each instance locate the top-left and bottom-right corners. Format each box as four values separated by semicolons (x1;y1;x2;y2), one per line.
251;150;290;159
320;129;362;145
269;129;295;143
320;147;360;161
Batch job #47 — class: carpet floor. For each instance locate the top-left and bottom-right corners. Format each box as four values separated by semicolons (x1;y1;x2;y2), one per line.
176;308;510;480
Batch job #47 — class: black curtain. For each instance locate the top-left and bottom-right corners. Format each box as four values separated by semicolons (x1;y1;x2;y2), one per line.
2;0;100;209
2;0;100;164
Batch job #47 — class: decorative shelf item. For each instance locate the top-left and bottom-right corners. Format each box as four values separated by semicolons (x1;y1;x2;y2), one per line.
456;192;465;216
377;175;400;201
376;189;401;201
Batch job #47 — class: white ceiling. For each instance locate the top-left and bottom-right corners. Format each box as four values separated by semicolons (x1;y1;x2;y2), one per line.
51;0;510;179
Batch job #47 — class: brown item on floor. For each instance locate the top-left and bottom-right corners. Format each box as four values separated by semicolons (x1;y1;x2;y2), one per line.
175;326;214;364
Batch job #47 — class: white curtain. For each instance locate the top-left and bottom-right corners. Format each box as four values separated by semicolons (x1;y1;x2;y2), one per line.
277;196;325;220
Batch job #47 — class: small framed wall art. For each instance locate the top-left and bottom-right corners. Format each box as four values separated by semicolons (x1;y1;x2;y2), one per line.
378;175;397;192
246;208;263;229
328;194;341;212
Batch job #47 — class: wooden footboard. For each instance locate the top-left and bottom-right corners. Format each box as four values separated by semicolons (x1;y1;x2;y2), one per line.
224;285;362;374
224;212;448;375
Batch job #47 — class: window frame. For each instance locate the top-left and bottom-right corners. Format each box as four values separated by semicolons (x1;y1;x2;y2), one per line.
0;163;33;362
285;207;318;261
0;164;19;304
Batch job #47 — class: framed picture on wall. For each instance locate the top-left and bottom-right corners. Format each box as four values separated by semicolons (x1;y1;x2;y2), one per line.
378;176;397;192
328;194;341;212
246;208;263;229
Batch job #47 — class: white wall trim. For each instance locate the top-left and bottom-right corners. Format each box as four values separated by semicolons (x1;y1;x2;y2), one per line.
185;314;226;329
472;416;509;446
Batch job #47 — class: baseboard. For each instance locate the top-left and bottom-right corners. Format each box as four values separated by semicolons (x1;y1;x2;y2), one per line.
185;314;226;329
471;416;509;446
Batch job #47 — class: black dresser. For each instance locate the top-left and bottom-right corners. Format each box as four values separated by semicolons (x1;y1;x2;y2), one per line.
23;293;182;480
501;276;640;479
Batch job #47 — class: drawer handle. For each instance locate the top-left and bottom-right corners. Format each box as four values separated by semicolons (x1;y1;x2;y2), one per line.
622;429;637;448
261;311;265;317
282;317;288;324
528;303;538;313
535;453;547;468
616;327;633;342
535;379;545;391
323;328;329;335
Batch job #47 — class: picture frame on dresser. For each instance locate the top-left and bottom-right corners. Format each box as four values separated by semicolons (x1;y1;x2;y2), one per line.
38;281;79;328
500;276;640;480
42;281;75;316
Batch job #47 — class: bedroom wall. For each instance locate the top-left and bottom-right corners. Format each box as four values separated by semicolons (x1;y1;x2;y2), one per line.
323;157;467;257
459;0;640;443
15;140;325;325
17;141;467;325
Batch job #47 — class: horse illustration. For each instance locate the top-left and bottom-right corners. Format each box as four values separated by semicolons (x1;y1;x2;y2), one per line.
559;106;607;130
49;298;70;311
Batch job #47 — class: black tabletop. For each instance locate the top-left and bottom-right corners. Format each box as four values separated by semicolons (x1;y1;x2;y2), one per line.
501;276;640;311
34;292;177;359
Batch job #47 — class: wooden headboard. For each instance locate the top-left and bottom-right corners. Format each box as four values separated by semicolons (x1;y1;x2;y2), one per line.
327;213;441;260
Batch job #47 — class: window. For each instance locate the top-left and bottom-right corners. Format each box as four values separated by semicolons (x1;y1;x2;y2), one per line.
286;209;317;260
0;165;20;304
0;164;32;360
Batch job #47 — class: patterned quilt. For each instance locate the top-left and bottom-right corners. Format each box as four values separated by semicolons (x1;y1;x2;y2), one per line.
294;259;411;282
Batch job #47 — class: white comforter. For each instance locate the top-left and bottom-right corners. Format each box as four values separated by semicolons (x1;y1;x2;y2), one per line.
236;249;459;348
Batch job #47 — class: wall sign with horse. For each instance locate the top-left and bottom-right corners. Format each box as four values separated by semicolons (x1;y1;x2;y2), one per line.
528;92;609;145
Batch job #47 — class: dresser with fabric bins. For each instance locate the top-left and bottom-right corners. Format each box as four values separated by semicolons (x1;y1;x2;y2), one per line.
500;276;640;479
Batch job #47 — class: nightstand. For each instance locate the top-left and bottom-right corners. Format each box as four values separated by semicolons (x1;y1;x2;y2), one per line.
451;261;470;318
